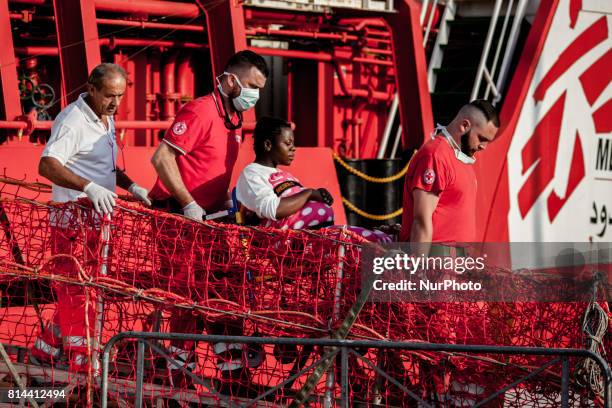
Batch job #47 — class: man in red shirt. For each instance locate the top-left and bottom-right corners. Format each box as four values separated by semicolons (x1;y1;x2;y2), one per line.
148;50;268;391
398;100;499;406
150;50;268;217
399;99;499;245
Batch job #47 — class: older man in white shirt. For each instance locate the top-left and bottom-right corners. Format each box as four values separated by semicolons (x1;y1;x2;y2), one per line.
32;63;149;371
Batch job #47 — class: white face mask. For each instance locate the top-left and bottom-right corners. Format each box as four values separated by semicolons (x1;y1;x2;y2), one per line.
216;71;259;112
432;124;476;164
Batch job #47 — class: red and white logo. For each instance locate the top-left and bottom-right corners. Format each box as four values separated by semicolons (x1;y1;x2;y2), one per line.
423;169;436;185
172;121;187;135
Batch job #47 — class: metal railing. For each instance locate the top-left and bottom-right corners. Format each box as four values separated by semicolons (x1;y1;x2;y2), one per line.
101;332;612;408
470;0;529;104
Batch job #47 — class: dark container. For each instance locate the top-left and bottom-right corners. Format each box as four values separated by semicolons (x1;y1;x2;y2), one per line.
335;159;406;230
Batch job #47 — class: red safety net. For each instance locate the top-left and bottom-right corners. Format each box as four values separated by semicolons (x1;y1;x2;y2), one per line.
0;177;610;407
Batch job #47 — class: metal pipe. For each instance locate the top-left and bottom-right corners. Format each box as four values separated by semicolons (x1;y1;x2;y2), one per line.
96;18;204;32
160;52;178;120
484;0;514;99
98;38;204;50
176;52;193;104
333;63;393;102
420;0;431;24
494;0;529;105
250;46;392;67
93;0;199;19
249;46;332;62
134;340;145;408
8;0;46;4
0;120;173;130
423;0;439;46
471;0;503;100
14;46;58;56
246;27;359;42
353;57;393;67
377;93;399;159
390;125;402;158
362;47;393;56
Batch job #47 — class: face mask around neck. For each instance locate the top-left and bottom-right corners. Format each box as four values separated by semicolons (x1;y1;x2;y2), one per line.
432;124;476;164
216;72;259;112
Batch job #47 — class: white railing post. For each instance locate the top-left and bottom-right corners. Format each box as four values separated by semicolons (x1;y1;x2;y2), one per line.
494;0;528;105
471;0;503;101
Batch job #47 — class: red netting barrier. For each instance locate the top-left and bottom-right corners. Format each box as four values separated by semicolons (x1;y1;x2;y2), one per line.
0;176;610;407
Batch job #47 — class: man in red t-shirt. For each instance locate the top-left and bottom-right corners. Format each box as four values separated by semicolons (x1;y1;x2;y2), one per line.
149;50;268;390
150;50;268;217
399;99;499;245
398;100;499;405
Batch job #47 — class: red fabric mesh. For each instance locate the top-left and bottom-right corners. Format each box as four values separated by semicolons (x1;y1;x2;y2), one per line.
0;177;610;407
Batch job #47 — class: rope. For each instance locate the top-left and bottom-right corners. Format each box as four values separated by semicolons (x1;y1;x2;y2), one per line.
333;152;410;183
341;197;402;221
575;300;608;396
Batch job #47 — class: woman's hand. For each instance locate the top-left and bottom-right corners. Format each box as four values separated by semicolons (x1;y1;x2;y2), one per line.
311;188;334;206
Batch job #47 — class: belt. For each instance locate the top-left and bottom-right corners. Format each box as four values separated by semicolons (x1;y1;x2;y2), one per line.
428;245;467;257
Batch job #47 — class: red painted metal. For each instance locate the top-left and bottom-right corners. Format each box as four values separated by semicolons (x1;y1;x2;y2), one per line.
96;18;204;32
8;0;46;4
333;63;393;102
250;46;332;62
246;27;359;42
160;52;178;120
52;0;101;106
476;0;560;242
14;46;58;56
383;0;434;150
244;8;324;30
200;0;256;124
93;0;199;19
176;52;194;107
98;38;205;50
201;0;248;79
0;0;21;124
317;62;333;149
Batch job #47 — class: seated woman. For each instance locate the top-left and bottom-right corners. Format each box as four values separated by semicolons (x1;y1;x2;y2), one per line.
236;116;391;243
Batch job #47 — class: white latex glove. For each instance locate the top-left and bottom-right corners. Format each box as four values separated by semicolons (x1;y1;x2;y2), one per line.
182;201;205;221
83;181;118;215
128;183;152;206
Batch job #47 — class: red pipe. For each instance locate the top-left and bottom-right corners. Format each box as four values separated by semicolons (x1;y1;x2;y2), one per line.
353;57;393;67
93;0;199;19
8;0;46;4
332;63;392;102
14;46;58;56
246;27;359;42
176;52;194;105
244;9;324;29
161;52;178;120
250;47;333;62
0;120;173;130
362;47;393;56
0;120;254;132
99;38;205;50
96;18;204;32
9;14;205;32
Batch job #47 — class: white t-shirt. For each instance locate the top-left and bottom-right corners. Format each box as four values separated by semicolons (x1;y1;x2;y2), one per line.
42;93;117;203
236;163;281;221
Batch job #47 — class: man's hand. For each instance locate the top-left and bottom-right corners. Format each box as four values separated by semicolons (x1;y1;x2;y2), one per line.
311;188;334;206
128;183;152;206
182;201;205;221
83;182;118;215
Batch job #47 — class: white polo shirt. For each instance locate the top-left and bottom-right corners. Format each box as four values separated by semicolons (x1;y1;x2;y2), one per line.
42;93;117;203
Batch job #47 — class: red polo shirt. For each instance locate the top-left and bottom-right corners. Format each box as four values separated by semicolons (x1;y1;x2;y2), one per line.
149;92;241;211
399;136;477;243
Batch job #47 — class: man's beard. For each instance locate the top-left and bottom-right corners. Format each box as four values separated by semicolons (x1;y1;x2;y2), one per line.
461;131;473;156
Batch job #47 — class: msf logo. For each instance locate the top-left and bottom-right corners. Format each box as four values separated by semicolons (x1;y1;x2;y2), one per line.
518;6;611;223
